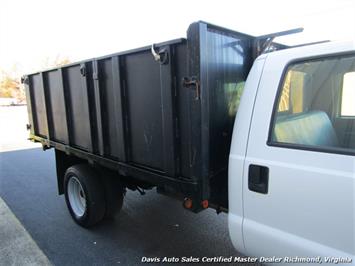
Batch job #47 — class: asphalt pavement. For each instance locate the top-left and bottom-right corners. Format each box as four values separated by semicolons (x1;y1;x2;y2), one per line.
0;106;251;266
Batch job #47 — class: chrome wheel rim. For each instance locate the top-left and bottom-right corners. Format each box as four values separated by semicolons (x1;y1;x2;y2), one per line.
68;176;86;217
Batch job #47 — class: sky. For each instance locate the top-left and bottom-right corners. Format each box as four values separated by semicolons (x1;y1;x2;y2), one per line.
0;0;354;76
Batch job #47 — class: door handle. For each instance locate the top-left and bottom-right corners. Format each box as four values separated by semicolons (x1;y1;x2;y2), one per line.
248;164;269;194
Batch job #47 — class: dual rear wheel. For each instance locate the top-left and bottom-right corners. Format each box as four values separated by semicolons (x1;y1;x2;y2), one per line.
64;164;124;227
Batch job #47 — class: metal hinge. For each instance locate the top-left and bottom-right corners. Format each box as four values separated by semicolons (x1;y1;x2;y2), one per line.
80;63;86;76
182;76;200;100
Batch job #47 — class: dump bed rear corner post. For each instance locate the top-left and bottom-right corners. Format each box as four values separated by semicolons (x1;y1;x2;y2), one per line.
22;75;36;136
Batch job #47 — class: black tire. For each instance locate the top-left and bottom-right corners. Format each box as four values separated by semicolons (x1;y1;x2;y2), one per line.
102;173;124;219
64;164;106;228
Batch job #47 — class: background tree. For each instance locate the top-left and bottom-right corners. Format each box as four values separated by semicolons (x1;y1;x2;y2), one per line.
41;55;71;70
0;69;23;100
0;56;70;103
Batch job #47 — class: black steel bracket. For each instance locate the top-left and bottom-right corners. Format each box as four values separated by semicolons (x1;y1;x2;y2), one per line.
80;63;86;76
151;44;169;65
21;75;29;85
253;27;304;59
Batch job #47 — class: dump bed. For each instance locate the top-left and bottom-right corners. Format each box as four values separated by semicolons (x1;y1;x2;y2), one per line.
24;21;255;211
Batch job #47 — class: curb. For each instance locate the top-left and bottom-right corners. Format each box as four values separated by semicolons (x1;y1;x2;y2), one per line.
0;197;51;266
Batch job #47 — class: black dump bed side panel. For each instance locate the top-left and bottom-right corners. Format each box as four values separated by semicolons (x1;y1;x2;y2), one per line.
24;22;255;211
26;40;184;174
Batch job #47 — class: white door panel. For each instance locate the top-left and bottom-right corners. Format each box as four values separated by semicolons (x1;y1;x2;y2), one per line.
243;218;352;263
243;155;354;256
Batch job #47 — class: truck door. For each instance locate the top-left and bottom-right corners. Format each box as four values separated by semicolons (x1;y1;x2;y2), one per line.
243;52;355;260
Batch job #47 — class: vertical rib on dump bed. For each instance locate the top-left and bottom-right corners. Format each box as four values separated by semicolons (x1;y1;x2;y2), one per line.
24;21;254;211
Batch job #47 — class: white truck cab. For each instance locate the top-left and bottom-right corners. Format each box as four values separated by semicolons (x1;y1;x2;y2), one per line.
229;41;355;262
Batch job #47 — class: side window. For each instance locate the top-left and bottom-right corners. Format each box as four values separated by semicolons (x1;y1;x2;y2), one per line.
278;70;305;113
340;72;355;117
270;54;355;153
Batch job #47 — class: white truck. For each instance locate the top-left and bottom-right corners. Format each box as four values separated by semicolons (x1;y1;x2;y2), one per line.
24;21;354;263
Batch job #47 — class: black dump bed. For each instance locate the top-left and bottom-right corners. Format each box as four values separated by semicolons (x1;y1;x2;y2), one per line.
24;21;256;211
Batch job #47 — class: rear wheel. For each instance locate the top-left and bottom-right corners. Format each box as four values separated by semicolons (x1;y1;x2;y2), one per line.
64;164;106;227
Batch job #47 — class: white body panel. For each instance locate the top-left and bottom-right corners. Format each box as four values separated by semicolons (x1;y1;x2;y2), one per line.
228;56;267;253
229;41;355;263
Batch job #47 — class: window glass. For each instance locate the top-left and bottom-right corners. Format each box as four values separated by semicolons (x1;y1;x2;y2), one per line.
278;71;305;113
341;72;355;116
270;54;355;152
